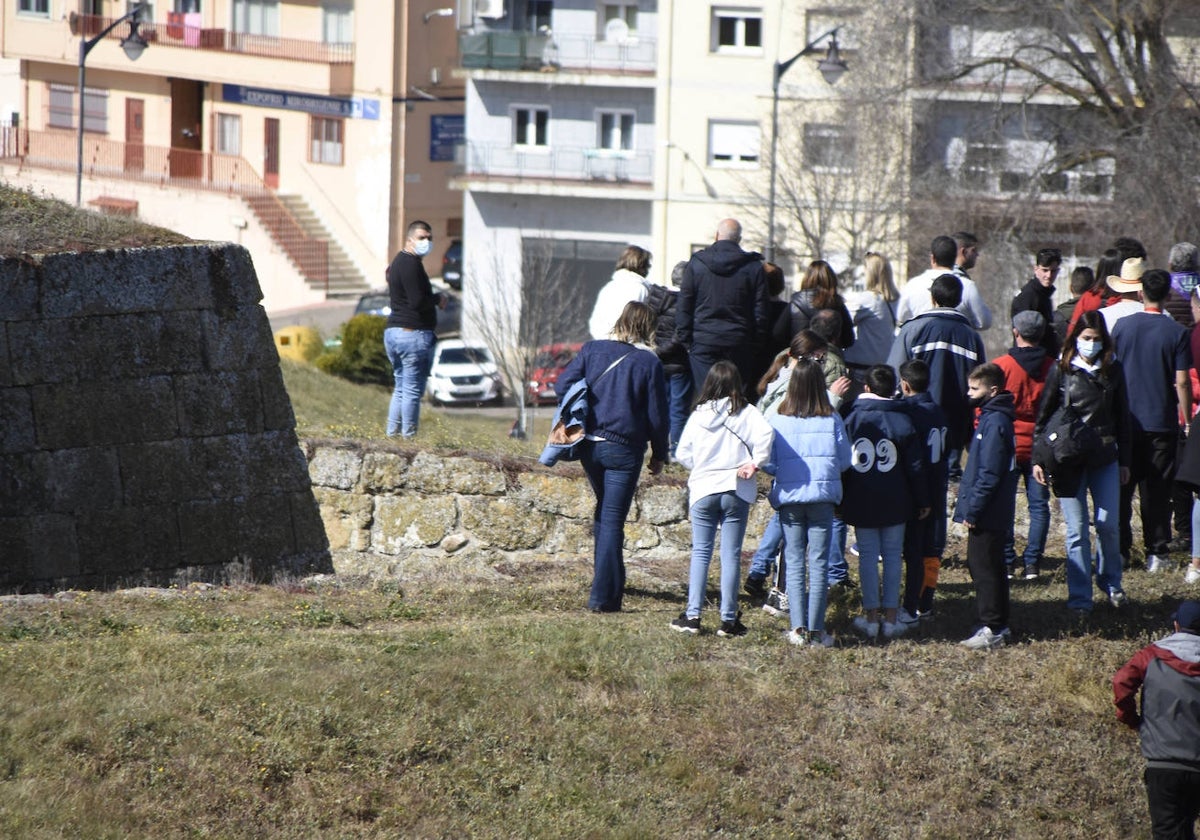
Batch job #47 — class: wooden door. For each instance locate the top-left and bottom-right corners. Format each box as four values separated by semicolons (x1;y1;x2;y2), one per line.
124;98;144;172
169;79;203;179
264;117;280;189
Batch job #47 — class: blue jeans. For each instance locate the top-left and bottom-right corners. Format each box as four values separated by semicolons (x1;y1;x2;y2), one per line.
686;492;750;622
828;515;848;585
384;328;435;438
1005;460;1050;567
779;502;833;633
580;440;643;611
1192;495;1200;558
748;512;783;581
667;372;693;457
1059;458;1123;610
857;523;906;612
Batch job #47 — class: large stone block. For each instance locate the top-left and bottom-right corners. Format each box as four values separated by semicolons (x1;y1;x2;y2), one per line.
0;259;39;322
46;447;121;513
637;483;689;525
175;371;265;436
288;490;331;563
32;377;178;448
361;451;411;493
177;499;245;566
245;431;312;494
259;366;296;431
0;323;10;387
513;472;594;518
0;514;81;586
37;248;214;318
404;451;507;495
0;451;51;516
372;494;457;553
119;440;201;505
199;307;277;372
313;487;373;552
459;497;550;551
76;506;181;576
0;386;35;454
207;245;264;311
240;493;298;562
308;447;363;490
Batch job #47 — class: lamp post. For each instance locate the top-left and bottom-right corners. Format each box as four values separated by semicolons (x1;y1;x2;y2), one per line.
74;3;149;206
765;28;847;263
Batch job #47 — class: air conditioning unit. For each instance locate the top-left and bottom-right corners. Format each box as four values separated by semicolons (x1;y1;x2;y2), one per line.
476;0;505;19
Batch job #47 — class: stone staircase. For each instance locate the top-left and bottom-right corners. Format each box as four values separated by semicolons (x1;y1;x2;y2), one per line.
276;194;371;297
244;193;370;298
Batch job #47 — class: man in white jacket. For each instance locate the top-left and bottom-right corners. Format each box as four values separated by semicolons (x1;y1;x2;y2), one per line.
896;234;992;330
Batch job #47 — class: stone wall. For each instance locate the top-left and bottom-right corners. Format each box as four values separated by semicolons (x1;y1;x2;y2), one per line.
305;441;774;577
0;245;331;591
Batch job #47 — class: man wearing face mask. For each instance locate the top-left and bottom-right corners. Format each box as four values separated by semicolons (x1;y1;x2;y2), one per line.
383;220;447;438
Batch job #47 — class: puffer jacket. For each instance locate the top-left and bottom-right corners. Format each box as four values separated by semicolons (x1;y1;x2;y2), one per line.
994;347;1053;464
764;411;852;507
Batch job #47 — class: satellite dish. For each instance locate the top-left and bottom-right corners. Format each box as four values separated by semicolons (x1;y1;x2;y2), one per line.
604;17;630;43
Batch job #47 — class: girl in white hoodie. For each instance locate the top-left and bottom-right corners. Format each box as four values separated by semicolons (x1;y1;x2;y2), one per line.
670;362;775;637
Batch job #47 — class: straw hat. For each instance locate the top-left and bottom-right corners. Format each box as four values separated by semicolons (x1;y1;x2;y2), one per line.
1106;257;1147;293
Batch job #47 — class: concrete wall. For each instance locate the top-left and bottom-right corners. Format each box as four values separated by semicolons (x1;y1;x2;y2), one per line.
0;243;332;592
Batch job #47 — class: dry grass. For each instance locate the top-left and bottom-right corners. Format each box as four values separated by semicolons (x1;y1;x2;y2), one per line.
0;182;192;256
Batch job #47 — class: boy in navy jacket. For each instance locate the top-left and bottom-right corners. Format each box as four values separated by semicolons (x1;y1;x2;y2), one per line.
954;363;1019;650
841;365;929;641
899;359;949;623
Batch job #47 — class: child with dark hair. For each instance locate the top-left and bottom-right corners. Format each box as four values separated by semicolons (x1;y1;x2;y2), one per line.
1053;266;1093;350
671;362;775;637
955;363;1019;650
842;364;929;641
898;359;949;624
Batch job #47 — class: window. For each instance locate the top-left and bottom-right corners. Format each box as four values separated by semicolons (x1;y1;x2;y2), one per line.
173;0;200;12
310;116;343;165
513;107;549;147
232;0;278;36
708;120;759;168
18;0;49;15
47;83;107;133
215;113;240;156
596;110;634;152
525;0;551;31
711;7;762;52
322;1;352;44
803;123;854;171
601;3;637;37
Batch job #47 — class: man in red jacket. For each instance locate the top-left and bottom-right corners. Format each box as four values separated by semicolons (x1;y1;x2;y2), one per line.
993;311;1055;581
1113;600;1200;839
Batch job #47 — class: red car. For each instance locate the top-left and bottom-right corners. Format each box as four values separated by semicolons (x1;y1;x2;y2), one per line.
527;343;582;405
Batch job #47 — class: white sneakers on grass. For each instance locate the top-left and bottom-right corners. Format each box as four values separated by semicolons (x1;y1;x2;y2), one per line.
960;626;1010;651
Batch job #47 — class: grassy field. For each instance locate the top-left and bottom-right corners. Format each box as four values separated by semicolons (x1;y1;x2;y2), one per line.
3;361;1194;837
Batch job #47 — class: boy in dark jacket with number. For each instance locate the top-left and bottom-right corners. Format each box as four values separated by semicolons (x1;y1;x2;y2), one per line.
899;359;949;624
954;363;1019;650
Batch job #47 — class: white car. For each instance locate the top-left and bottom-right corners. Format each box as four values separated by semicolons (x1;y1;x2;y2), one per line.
425;340;503;405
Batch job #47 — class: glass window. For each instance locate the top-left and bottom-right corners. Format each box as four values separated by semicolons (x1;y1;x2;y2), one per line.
513;107;549;147
231;0;279;36
18;0;50;15
712;8;762;52
310;116;343;165
173;0;200;12
322;1;352;44
215;113;240;156
803;123;855;171
597;111;634;151
47;83;107;133
708;120;759;168
602;3;637;36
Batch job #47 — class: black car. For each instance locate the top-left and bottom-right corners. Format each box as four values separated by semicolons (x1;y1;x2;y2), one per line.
442;239;463;290
353;287;461;337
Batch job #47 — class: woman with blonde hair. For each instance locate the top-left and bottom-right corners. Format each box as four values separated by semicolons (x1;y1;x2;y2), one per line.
773;260;856;350
844;251;901;375
588;244;652;340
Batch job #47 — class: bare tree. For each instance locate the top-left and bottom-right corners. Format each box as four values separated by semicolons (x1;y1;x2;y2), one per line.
465;234;575;438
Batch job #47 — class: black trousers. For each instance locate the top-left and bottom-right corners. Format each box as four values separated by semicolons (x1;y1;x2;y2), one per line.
1121;430;1178;558
966;527;1009;631
1145;766;1200;840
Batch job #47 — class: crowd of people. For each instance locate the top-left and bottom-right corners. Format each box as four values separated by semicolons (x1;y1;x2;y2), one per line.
560;220;1200;653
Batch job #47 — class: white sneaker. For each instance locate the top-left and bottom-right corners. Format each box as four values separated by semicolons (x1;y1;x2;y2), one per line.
960;626;1007;650
1185;565;1200;584
809;630;836;648
762;588;789;617
1108;589;1128;609
881;621;907;639
785;628;807;646
896;607;921;626
1146;554;1166;573
852;615;880;639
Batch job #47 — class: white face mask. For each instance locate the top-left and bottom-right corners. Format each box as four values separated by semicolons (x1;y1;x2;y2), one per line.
413;239;432;257
1076;338;1101;360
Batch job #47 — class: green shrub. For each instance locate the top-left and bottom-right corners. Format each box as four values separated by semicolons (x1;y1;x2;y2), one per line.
315;314;392;386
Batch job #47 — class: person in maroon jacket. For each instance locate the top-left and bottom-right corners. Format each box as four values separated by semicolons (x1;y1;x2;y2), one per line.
1113;600;1200;839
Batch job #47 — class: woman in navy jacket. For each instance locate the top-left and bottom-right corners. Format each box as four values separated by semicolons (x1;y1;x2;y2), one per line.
556;301;669;612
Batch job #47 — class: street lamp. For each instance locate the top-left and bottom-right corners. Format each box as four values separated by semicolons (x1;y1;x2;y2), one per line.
73;3;149;206
765;28;848;263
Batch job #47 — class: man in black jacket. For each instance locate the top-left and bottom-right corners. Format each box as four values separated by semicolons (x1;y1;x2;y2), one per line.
1011;247;1062;357
677;218;769;395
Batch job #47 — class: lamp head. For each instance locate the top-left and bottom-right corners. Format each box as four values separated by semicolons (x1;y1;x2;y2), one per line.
817;35;848;85
121;25;148;61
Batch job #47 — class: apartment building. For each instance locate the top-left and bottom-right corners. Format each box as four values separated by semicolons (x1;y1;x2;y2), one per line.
1;0;464;309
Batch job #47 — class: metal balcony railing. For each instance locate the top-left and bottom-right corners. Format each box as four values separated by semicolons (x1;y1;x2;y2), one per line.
74;13;353;64
460;31;655;74
464;141;654;183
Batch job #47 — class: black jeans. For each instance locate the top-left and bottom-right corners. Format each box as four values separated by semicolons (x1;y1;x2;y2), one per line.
966;527;1009;631
1144;766;1200;840
1121;430;1178;558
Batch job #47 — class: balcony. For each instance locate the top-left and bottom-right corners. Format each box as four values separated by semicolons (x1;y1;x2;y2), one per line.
457;141;653;197
460;31;655;76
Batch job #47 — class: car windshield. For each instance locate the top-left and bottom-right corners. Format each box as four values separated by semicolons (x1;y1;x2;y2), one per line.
440;347;491;365
534;348;576;367
356;294;389;313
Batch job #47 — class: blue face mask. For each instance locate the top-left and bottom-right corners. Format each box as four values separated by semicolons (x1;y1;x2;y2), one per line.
1076;338;1101;360
413;239;432;257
